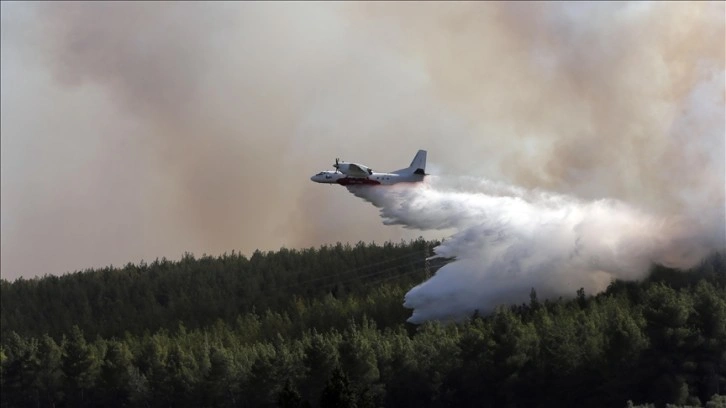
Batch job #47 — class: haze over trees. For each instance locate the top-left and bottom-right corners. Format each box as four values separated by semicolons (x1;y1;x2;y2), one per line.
1;238;725;408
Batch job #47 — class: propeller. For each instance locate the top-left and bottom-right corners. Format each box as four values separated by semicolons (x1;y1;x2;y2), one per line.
333;158;340;172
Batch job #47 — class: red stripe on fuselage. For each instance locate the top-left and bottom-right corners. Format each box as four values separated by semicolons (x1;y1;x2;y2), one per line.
336;177;381;186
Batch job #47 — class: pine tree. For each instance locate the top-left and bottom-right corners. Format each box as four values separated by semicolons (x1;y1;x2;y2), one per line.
98;340;133;406
278;378;304;408
61;326;99;406
320;368;356;408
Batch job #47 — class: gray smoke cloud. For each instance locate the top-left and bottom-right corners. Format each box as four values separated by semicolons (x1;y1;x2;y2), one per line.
343;1;726;322
1;2;724;287
1;2;439;279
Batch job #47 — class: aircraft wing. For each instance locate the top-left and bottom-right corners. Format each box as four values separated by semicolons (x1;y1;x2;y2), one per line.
344;163;371;177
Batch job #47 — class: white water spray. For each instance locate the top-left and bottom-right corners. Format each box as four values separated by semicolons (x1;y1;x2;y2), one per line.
348;176;721;323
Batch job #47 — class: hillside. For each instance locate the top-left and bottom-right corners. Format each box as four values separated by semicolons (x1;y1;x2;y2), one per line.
0;239;442;341
1;241;725;408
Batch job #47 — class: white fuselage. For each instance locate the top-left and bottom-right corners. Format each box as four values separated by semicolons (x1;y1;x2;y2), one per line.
310;170;424;186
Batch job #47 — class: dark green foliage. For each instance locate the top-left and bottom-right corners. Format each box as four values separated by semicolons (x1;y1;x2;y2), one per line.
97;340;133;407
301;330;340;404
320;368;357;408
200;345;237;407
278;378;306;408
0;242;724;407
36;334;63;406
61;326;99;407
1;332;39;407
1;239;436;341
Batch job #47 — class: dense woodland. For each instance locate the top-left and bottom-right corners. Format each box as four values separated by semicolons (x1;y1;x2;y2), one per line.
1;238;725;408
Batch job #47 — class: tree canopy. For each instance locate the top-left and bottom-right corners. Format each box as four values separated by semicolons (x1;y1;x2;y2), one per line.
1;239;724;407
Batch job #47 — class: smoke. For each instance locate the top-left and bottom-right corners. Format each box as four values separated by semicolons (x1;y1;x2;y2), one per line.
1;2;723;283
1;2;433;279
341;2;725;323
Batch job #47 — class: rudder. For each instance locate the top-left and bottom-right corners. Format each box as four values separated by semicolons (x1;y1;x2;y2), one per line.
410;150;427;175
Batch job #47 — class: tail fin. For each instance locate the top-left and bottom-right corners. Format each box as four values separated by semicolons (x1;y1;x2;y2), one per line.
393;150;427;175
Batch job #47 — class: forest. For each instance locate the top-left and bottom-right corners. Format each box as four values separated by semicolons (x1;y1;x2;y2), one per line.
1;238;725;408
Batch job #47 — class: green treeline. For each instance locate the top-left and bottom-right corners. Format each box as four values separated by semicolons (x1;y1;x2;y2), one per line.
1;239;437;341
1;240;725;408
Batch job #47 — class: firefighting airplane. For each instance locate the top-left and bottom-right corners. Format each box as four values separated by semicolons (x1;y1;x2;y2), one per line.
311;150;427;186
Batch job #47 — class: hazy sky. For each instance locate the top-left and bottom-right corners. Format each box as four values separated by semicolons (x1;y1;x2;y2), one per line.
2;1;724;281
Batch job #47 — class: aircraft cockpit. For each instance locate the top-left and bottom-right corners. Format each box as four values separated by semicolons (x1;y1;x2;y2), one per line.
310;170;338;183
